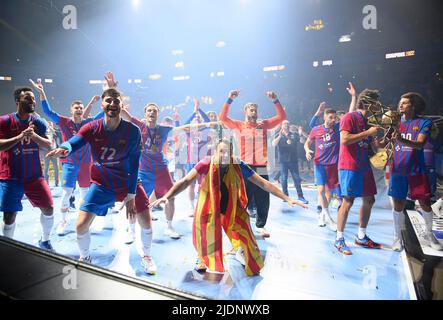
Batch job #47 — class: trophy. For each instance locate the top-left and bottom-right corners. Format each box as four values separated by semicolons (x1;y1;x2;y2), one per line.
360;93;402;170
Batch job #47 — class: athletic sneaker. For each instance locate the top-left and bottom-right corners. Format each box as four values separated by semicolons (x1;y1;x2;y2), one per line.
316;205;322;214
355;235;382;249
79;255;92;263
318;213;326;227
256;227;270;238
56;219;68;236
194;258;207;272
434;214;443;240
298;196;309;205
392;238;404;252
38;239;55;252
325;215;337;232
235;247;246;266
334;238;352;255
124;227;136;244
427;233;443;251
141;256;157;275
164;227;180;239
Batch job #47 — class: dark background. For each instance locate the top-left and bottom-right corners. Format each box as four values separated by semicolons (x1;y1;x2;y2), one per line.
1;0;442;125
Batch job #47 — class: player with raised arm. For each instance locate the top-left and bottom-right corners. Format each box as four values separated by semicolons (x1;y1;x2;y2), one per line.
0;86;55;251
47;88;158;274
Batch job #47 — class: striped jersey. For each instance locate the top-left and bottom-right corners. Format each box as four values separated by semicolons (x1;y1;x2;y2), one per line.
130;117;172;173
338;111;372;171
61;119;142;194
308;123;340;165
42;100;102;165
391;117;432;176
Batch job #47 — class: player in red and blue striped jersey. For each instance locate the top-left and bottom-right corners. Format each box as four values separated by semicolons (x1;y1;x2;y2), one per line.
183;98;212;216
335;89;385;255
389;92;442;252
305;109;340;231
29;79;103;236
47;88;157;274
0;86;55;251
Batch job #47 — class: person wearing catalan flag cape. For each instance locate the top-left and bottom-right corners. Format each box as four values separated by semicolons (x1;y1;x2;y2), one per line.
151;139;308;275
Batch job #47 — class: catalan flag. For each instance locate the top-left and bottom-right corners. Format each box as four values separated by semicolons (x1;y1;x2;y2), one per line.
192;157;264;276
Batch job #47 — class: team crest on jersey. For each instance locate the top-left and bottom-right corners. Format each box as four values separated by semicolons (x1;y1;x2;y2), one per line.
412;126;419;132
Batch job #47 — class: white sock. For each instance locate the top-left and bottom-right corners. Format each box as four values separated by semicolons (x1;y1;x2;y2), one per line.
321;208;329;217
166;220;172;229
392;210;404;240
61;187;74;210
77;231;91;258
432;198;443;213
129;222;136;233
2;222;16;238
422;210;434;234
140;228;153;257
61;210;68;222
336;231;344;240
40;214;54;241
358;227;366;240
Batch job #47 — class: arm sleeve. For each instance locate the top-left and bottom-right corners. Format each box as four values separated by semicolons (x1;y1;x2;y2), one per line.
126;128;142;194
41;100;61;124
263;100;287;129
340;114;353;133
184;111;197;125
219;99;243;130
309;115;319;129
420;119;433;137
0;117;8;139
93;111;104;120
194;157;211;175
130;116;144;128
60;136;86;154
35;119;49;137
60;123;91;154
240;161;255;179
198;109;211;123
308;128;315;141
